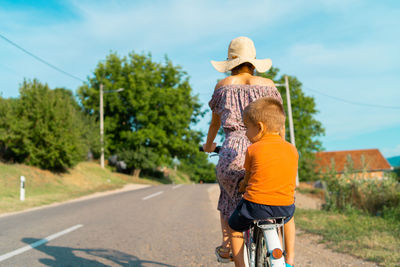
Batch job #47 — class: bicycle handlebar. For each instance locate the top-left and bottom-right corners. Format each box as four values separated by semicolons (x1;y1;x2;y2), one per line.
199;145;221;154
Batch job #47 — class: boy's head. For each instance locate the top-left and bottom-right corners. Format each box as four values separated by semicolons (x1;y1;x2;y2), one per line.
243;97;286;143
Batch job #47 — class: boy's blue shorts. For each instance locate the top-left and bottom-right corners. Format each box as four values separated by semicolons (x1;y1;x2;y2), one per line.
228;199;295;232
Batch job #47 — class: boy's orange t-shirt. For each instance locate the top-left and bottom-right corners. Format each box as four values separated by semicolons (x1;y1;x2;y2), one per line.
243;134;298;206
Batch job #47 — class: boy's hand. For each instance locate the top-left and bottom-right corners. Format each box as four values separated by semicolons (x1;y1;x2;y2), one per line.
238;179;247;193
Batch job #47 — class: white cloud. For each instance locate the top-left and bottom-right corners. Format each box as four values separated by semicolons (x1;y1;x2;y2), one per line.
286;42;398;75
1;0;306;96
277;18;400;140
1;0;399;148
381;144;400;158
317;107;400;141
68;0;299;47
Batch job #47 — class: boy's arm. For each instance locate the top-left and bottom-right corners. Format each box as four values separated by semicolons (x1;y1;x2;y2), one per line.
239;171;250;193
239;148;252;193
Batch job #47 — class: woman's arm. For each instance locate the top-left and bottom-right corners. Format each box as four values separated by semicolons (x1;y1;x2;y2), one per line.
203;112;221;152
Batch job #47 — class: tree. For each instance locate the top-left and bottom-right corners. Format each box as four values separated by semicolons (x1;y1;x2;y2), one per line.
77;52;209;177
179;151;216;183
0;97;26;162
259;67;325;181
0;79;97;171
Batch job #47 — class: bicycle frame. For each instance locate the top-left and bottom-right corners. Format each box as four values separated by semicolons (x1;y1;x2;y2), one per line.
244;218;286;267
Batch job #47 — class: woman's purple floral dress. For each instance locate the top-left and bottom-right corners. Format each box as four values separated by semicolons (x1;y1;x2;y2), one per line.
208;84;283;220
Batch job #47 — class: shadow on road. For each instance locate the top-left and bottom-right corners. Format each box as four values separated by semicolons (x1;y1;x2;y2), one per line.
21;238;176;267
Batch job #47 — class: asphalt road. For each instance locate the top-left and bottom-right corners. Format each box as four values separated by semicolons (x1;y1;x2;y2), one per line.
0;184;226;267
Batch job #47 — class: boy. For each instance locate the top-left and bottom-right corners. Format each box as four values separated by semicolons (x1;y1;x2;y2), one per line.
228;97;298;267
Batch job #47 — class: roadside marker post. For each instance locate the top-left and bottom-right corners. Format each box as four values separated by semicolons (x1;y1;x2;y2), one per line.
20;176;25;201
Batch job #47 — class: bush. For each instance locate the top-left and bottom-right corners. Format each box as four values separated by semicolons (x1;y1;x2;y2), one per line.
383;205;400;222
116;147;158;176
393;167;400;182
322;162;400;217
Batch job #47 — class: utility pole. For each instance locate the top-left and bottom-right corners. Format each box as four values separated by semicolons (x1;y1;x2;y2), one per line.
99;84;124;169
100;83;104;168
276;75;298;186
285;75;295;147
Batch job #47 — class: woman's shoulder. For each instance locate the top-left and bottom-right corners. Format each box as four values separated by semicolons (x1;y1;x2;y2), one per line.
214;76;235;90
249;76;275;86
214;75;275;90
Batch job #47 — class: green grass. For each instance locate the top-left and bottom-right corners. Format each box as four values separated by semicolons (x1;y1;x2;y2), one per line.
295;208;400;267
169;169;192;184
0;161;164;214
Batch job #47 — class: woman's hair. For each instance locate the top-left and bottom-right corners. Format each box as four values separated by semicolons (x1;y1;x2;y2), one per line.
243;97;286;132
231;62;255;74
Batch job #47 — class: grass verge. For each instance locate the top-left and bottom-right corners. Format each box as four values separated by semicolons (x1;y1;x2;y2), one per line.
295;208;400;267
0;161;170;215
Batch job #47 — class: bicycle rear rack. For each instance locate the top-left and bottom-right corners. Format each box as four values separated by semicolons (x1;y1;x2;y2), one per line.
256;217;285;230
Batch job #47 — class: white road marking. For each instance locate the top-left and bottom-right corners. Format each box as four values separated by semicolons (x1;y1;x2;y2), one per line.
172;184;182;190
0;224;83;262
142;191;163;200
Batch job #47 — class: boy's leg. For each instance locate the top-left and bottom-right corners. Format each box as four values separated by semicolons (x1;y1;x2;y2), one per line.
284;217;295;266
229;227;245;267
228;200;252;267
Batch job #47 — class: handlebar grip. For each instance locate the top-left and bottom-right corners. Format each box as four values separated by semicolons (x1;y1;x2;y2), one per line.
199;146;221;153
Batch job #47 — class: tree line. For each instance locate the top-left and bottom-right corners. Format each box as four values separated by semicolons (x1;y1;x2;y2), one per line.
0;51;324;182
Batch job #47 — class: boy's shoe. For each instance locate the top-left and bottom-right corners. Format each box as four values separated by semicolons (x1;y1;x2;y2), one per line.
215;246;233;263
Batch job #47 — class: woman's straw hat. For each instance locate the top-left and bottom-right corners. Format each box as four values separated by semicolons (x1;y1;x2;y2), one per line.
211;36;272;73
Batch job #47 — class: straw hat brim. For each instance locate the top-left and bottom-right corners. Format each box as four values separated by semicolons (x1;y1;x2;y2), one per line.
211;58;272;73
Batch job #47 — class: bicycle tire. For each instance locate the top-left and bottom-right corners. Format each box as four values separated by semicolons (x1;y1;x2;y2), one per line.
244;228;253;266
255;227;271;267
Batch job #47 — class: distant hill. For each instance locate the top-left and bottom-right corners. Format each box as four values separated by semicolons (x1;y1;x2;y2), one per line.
387;156;400;167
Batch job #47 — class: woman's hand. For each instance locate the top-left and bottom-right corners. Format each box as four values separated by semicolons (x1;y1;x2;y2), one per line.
203;142;217;153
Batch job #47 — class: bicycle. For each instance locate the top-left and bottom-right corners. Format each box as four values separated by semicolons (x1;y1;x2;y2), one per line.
200;145;287;267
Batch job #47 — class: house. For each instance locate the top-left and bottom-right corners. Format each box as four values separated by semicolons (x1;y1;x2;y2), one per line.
315;149;393;179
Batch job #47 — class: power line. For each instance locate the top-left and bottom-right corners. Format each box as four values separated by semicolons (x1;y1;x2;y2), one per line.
304;87;400;109
2;32;399;110
0;33;85;83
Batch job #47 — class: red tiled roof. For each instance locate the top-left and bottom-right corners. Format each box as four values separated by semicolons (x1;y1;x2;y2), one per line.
315;149;392;173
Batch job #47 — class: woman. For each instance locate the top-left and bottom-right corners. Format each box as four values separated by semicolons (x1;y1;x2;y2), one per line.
203;36;283;265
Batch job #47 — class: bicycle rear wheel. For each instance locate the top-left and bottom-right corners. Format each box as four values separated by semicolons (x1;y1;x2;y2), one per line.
255;227;270;267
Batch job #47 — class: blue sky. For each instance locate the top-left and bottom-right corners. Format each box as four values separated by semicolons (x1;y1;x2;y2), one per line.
1;0;399;158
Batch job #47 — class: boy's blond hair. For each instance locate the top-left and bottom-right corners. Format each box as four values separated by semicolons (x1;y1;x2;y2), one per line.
243;97;286;132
